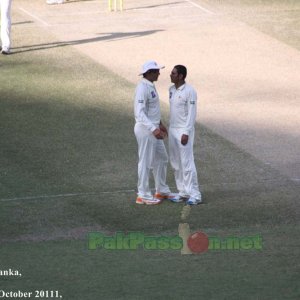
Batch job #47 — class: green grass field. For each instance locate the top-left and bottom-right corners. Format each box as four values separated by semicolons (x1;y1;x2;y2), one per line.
0;1;299;299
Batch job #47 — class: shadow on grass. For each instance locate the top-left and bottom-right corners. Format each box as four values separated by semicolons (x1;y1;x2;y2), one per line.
11;30;164;54
1;87;299;240
1;33;299;242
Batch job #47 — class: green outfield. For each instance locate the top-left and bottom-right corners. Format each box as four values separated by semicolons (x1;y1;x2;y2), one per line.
0;0;299;299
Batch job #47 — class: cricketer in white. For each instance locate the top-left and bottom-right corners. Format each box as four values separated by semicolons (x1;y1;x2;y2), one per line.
134;61;174;205
0;0;12;54
168;65;202;205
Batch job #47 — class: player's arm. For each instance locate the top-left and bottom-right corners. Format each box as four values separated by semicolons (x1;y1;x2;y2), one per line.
134;85;163;139
182;88;197;145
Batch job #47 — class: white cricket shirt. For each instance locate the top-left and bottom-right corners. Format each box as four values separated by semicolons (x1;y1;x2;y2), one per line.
169;83;197;135
134;78;161;132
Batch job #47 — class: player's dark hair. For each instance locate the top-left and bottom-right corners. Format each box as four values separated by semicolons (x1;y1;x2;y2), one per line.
174;65;187;80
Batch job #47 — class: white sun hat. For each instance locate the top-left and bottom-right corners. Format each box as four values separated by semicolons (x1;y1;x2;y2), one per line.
139;60;165;75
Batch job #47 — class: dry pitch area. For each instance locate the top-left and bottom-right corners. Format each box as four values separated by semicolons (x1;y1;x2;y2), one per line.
12;0;300;181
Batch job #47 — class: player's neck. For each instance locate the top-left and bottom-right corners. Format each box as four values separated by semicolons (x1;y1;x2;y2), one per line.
175;81;185;89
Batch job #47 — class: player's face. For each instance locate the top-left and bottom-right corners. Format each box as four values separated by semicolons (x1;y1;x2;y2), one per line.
146;69;160;82
170;68;179;84
151;69;160;81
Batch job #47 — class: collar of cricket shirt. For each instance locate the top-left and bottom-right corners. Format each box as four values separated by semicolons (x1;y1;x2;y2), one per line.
175;83;186;91
142;78;155;87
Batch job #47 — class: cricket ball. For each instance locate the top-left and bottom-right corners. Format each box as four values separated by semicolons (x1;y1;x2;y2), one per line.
187;231;209;254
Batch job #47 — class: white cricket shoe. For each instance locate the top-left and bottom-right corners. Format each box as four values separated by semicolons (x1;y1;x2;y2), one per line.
187;196;203;205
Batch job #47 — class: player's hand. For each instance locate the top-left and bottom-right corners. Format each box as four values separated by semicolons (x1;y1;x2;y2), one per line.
159;123;168;137
181;134;189;145
153;128;164;139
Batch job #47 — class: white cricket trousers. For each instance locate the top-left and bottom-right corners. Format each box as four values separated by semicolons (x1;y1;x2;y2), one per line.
0;0;12;51
169;127;201;199
134;123;171;200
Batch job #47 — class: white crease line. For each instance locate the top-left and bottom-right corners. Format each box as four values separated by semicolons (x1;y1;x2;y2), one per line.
0;179;294;202
185;0;215;15
291;178;300;182
1;193;96;202
131;5;191;11
0;189;136;202
19;7;50;26
54;10;104;16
